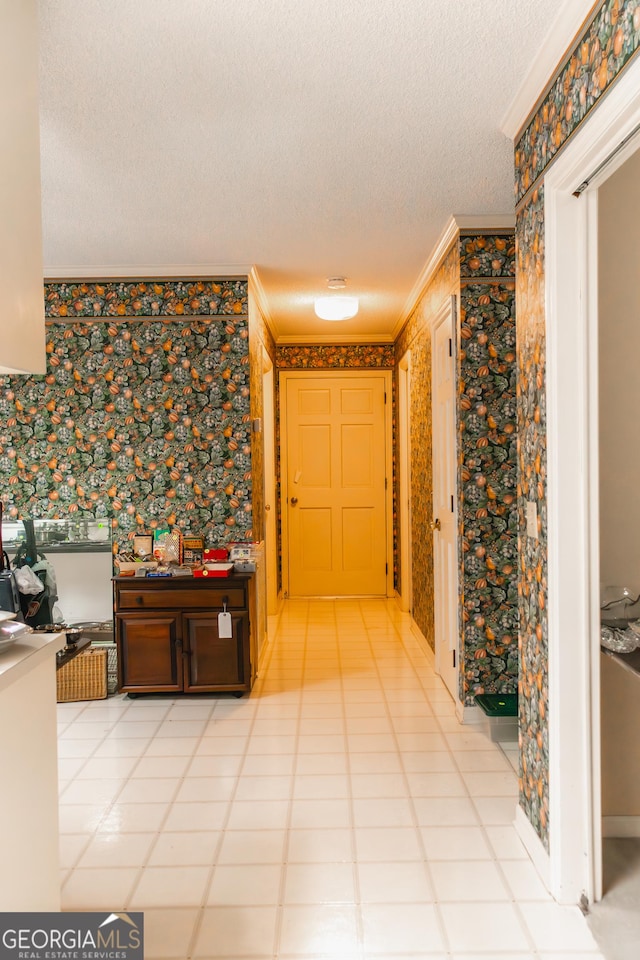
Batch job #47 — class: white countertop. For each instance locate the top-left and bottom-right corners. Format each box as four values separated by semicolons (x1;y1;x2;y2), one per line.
0;630;65;694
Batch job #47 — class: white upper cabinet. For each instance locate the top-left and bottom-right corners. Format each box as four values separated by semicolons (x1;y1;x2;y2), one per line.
0;0;45;374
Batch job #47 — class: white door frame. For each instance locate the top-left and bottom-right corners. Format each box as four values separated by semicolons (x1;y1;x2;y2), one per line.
543;54;640;905
262;351;279;616
398;351;412;613
279;369;394;599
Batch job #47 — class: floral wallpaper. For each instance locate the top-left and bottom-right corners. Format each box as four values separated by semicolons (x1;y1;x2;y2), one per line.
0;303;253;554
248;297;277;545
394;237;518;685
460;234;516;278
395;245;460;648
515;0;640;203
276;344;395;369
45;279;247;318
458;280;519;701
515;188;549;848
509;0;640;852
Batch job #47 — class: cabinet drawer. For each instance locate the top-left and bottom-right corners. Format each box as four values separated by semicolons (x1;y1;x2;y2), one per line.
117;586;246;611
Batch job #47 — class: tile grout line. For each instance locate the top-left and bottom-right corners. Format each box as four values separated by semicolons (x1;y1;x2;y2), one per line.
338;601;366;960
366;597;453;957
60;700;168;890
271;598;308;960
185;678;272;958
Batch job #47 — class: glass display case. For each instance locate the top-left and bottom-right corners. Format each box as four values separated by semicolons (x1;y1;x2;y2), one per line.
1;518;114;624
2;518;112;553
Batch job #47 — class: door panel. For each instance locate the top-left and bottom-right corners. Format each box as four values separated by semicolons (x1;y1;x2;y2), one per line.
183;612;247;690
299;388;331;415
342;507;374;570
117;613;181;691
340;387;373;414
300;424;331;485
341;424;373;485
285;374;387;597
300;508;333;570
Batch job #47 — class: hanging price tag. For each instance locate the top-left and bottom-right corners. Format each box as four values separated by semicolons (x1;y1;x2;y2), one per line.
218;611;233;638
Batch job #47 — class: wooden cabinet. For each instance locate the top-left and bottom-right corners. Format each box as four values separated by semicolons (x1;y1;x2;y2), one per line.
114;575;255;696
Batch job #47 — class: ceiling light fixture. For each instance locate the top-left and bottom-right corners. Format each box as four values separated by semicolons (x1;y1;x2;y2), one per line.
314;278;359;321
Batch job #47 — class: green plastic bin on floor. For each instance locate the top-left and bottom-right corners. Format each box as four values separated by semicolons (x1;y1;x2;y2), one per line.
474;693;518;716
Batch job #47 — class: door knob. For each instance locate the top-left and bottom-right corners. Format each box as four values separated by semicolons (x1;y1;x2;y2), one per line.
265;504;271;511
430;518;441;531
290;497;298;506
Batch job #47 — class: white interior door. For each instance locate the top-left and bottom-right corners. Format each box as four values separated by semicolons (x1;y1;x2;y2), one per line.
282;372;389;597
432;297;459;702
262;360;278;615
398;352;412;613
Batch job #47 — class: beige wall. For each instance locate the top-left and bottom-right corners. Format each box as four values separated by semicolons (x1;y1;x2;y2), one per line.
599;148;640;588
600;653;640;817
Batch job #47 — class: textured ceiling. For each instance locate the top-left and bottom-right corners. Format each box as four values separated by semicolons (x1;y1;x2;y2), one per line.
39;0;566;341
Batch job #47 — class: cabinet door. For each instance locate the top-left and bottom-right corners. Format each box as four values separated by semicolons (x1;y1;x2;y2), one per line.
183;612;249;692
116;613;182;692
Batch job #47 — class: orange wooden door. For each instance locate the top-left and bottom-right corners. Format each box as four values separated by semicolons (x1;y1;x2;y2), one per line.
283;374;388;596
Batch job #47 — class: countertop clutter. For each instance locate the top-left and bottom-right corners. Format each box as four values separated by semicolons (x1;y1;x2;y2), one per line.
115;530;258;579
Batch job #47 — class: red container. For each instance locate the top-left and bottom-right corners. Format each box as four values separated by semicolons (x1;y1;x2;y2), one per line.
203;548;229;562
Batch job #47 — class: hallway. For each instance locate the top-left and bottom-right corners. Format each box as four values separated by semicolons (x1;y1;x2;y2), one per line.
57;600;603;958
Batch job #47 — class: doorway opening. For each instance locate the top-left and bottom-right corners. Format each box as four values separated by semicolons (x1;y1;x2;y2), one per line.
595;139;640;925
543;55;640;906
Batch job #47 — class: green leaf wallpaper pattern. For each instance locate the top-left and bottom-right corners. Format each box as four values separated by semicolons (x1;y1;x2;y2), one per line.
510;0;640;850
515;186;549;849
45;279;248;318
515;0;640;204
458;281;518;701
276;345;395;368
0;316;253;554
459;235;516;278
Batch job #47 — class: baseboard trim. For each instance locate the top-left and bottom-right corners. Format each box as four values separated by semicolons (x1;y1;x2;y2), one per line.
602;816;640;838
515;804;551;893
409;618;435;666
455;701;484;725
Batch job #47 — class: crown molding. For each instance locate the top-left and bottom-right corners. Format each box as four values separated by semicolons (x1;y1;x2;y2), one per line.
276;332;394;346
391;213;515;342
248;266;280;341
455;213;515;233
500;0;600;142
391;216;459;342
43;263;252;280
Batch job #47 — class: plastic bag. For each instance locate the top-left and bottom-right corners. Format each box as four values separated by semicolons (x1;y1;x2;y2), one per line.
600;624;640;653
14;565;44;595
31;558;58;603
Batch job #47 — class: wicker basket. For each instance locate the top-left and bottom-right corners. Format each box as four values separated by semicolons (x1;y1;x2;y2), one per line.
56;648;108;702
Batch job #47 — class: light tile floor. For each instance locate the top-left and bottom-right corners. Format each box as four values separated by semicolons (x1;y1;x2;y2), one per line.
58;599;606;959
